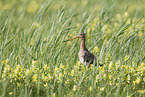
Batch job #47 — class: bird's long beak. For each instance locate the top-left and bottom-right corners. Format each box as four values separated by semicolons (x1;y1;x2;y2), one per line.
64;36;79;42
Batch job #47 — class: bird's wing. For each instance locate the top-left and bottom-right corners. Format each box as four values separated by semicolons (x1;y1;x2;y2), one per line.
83;51;95;64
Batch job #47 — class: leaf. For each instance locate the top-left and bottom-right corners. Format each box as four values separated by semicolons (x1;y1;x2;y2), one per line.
4;36;16;47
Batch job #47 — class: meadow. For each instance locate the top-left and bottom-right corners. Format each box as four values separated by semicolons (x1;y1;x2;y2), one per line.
0;0;145;96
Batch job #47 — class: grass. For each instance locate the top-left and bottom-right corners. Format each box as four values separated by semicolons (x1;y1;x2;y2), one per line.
0;0;145;96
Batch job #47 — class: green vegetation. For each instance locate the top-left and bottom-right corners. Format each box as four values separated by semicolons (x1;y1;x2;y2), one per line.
0;0;145;96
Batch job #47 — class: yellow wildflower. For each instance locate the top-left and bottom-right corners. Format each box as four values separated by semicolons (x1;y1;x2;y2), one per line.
124;55;129;61
77;61;81;66
143;77;145;82
32;74;38;82
116;14;121;20
9;92;13;95
71;69;74;76
94;46;99;53
135;77;141;84
44;83;48;87
138;32;143;37
109;61;113;70
73;85;77;91
100;87;105;91
77;23;80;27
124;12;129;17
138;90;145;93
141;62;145;66
32;60;37;65
92;50;94;53
59;73;63;79
89;86;93;91
116;83;118;86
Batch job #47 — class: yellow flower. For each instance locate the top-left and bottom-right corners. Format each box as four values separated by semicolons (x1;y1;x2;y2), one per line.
124;55;129;61
43;64;47;70
33;22;40;28
73;85;77;91
32;74;38;82
95;75;99;82
77;23;80;27
44;83;48;87
143;77;145;82
109;61;113;70
124;12;129;17
132;81;136;85
127;75;130;80
116;83;118;86
94;46;99;53
5;58;8;64
30;70;33;73
90;64;93;67
103;74;106;78
138;32;143;37
48;73;52;80
101;67;105;72
116;14;121;21
17;82;21;87
92;50;94;53
32;60;37;65
30;40;34;45
89;86;93;91
100;87;105;91
138;90;145;93
109;75;112;79
109;81;113;85
116;65;119;70
9;92;13;95
135;77;141;84
71;69;74;76
77;61;81;66
141;62;145;67
59;73;63;79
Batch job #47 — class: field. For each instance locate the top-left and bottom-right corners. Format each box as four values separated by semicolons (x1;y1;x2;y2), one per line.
0;0;145;97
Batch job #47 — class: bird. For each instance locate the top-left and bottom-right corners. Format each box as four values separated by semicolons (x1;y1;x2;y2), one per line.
64;33;103;66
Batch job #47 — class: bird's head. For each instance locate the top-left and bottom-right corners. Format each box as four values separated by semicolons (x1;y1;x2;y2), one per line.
78;33;86;38
64;33;86;42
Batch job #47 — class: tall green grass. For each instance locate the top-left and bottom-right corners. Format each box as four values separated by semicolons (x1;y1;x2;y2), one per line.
0;0;145;96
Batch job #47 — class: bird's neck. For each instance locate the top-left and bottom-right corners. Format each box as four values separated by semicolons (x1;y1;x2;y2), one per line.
80;38;87;51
